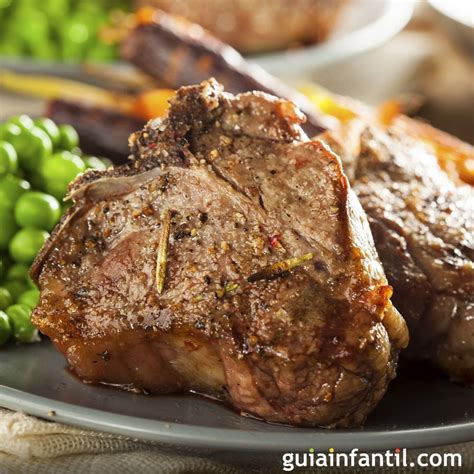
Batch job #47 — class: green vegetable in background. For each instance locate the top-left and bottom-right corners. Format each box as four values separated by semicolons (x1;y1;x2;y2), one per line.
0;123;22;144
34;117;60;148
0;310;12;346
0;114;111;347
8;114;34;130
57;124;79;150
14;126;53;173
15;191;61;231
0;141;18;176
60;15;91;60
41;151;85;198
9;228;50;264
6;262;29;282
0;0;128;63
17;288;39;309
84;156;107;171
5;262;36;290
0;208;18;250
3;279;27;301
0;174;31;210
42;0;70;21
6;304;38;343
0;288;13;311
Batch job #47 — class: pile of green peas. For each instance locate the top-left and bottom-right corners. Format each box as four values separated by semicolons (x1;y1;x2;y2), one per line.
0;114;110;347
0;0;131;62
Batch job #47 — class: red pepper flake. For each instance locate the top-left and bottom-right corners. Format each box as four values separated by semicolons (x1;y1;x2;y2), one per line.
269;235;283;249
148;142;157;150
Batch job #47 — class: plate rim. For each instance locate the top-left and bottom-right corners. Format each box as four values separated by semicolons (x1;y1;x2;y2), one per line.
1;384;473;452
252;0;415;75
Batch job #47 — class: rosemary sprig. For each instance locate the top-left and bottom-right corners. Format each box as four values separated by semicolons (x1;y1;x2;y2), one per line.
225;282;240;293
247;252;314;283
156;210;171;294
215;282;240;299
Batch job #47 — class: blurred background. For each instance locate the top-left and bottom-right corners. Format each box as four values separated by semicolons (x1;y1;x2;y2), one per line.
0;0;473;143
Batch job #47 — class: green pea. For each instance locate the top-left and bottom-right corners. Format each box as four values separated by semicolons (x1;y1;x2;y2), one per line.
0;253;11;279
0;123;22;144
84;156;107;171
87;42;117;62
10;265;37;290
0;174;31;210
6;263;29;282
100;158;113;168
9;228;49;264
57;124;79;151
41;151;85;199
14;167;25;178
0;42;23;58
28;173;45;191
44;181;67;201
0;288;13;310
0;208;18;251
15;191;61;231
15;9;49;50
0;0;13;9
0;141;18;176
70;147;82;157
17;288;39;310
6;304;39;343
60;17;90;60
14;126;53;173
8;114;34;130
27;275;37;290
42;0;70;20
32;41;57;61
3;279;27;301
0;310;12;346
34;118;61;149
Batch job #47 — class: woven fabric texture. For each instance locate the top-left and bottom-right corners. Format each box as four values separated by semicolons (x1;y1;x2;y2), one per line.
1;409;473;473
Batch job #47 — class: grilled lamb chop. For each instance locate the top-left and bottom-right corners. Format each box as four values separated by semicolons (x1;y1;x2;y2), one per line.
31;80;407;427
47;99;145;164
121;12;473;385
120;9;329;136
322;122;474;386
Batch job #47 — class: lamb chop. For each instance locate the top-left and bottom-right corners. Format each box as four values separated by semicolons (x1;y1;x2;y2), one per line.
322;122;474;386
31;80;407;427
47;100;144;164
120;16;474;386
120;9;330;136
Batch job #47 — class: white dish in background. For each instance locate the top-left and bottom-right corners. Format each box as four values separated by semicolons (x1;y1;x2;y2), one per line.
428;0;474;53
429;0;473;27
251;0;414;77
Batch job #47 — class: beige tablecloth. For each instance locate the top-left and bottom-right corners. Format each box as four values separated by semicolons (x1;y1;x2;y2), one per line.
1;408;473;473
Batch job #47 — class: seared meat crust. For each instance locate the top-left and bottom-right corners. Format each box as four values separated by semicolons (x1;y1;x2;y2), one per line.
32;80;407;427
323;123;474;386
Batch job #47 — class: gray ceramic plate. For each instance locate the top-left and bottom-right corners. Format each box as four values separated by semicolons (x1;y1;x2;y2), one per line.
0;340;473;452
